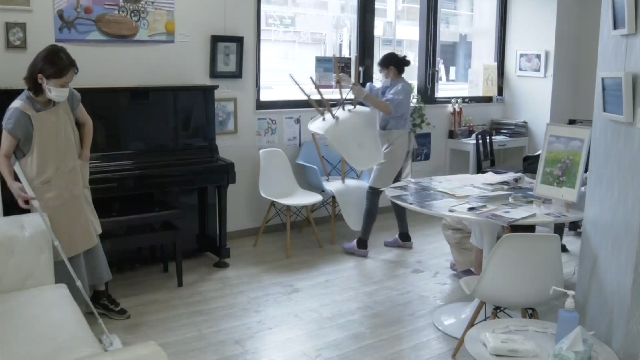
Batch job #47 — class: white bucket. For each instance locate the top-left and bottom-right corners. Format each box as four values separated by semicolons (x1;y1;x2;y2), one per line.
308;107;383;171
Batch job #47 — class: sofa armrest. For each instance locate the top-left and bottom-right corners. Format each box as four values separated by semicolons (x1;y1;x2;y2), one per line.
78;342;169;360
0;213;55;295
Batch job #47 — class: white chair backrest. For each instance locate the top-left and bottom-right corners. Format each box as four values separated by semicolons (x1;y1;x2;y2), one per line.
259;148;301;200
308;107;383;171
473;233;564;308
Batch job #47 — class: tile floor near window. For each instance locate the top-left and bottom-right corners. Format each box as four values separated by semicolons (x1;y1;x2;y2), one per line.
93;212;580;360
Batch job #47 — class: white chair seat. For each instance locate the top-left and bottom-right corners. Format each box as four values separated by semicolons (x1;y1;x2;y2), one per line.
459;275;480;295
265;190;323;207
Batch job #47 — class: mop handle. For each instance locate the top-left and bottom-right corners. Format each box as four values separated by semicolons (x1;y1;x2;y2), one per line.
13;163;115;342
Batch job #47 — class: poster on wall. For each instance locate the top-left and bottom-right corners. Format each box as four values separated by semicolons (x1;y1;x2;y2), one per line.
314;56;351;89
412;133;431;162
283;115;301;147
256;116;278;149
53;0;175;43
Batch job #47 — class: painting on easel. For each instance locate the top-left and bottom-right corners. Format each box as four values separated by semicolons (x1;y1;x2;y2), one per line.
53;0;175;43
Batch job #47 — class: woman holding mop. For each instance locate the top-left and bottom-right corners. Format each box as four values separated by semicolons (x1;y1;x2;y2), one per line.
0;44;130;320
335;52;414;257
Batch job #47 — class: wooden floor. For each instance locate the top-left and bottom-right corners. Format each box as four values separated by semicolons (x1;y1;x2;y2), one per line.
92;212;581;360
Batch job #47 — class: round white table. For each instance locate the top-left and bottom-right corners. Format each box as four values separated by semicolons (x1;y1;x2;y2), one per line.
465;319;619;360
385;175;584;340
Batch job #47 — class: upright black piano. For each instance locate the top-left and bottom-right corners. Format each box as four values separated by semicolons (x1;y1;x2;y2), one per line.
0;85;235;268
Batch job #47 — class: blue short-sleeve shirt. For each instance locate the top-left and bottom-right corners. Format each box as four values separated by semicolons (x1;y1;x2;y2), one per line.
364;78;413;131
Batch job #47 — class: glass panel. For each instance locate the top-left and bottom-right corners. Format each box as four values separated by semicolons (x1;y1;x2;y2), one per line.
373;0;421;91
436;0;498;97
259;0;358;102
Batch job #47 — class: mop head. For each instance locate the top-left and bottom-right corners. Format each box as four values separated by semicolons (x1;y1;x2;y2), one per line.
100;333;124;351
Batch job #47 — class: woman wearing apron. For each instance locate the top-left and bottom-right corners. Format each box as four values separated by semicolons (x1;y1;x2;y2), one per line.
0;45;130;320
335;52;414;257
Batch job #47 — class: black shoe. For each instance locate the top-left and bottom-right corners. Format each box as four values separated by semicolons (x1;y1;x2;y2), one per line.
91;291;131;320
561;244;570;253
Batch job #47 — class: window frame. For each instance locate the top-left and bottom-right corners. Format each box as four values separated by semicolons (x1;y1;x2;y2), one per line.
255;0;507;110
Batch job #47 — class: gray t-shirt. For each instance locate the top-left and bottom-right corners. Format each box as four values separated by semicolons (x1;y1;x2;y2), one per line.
2;89;81;161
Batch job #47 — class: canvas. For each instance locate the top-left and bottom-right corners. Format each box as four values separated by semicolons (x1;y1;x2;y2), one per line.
534;124;591;203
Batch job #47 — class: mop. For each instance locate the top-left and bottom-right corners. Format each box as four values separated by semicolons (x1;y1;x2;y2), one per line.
13;162;124;351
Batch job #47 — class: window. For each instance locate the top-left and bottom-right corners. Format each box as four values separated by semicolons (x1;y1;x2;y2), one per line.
432;0;503;101
256;0;507;109
256;0;359;110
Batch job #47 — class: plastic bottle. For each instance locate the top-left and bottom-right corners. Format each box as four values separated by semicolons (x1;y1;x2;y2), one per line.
551;286;580;344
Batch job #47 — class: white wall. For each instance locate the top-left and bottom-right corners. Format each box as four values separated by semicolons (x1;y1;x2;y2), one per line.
576;0;639;357
503;0;557;152
549;0;601;124
0;0;503;232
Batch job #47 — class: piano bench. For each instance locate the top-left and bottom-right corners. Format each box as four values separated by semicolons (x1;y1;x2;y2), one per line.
101;221;184;288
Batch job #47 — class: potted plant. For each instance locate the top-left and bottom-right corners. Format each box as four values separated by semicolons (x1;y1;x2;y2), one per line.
410;83;432;134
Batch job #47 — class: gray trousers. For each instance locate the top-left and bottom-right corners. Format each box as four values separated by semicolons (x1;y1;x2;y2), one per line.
54;240;112;311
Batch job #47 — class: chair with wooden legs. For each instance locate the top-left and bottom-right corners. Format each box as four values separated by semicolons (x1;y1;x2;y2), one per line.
452;233;564;357
295;140;371;244
254;148;324;258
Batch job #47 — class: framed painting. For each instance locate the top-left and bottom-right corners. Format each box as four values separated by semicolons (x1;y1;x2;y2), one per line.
5;22;26;49
210;35;244;79
611;0;636;35
534;124;591;203
215;98;238;134
515;50;546;78
0;0;31;11
598;72;633;123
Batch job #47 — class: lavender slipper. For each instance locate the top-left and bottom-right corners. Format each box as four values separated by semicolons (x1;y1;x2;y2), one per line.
342;240;369;257
384;236;413;249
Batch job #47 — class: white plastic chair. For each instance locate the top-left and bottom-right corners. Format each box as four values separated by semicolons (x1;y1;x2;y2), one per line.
255;148;324;258
452;233;564;357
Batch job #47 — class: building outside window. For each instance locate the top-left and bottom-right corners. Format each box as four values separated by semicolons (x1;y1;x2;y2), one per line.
257;0;503;109
258;0;358;103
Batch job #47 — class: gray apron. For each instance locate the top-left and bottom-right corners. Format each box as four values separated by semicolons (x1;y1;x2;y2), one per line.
369;129;414;189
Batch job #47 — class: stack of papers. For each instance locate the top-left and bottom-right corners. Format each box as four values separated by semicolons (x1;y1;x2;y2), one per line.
469;191;513;203
482;208;537;225
436;186;487;198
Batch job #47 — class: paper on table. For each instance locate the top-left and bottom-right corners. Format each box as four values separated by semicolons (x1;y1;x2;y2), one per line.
482;208;537;225
436;186;487;197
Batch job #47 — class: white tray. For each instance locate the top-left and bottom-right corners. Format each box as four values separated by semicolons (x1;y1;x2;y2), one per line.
464;319;619;360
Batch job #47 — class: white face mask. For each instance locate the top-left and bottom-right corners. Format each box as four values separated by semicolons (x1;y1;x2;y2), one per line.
44;80;70;102
381;78;391;87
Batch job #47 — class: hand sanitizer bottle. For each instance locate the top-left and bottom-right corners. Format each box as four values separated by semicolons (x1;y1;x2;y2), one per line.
551;286;580;344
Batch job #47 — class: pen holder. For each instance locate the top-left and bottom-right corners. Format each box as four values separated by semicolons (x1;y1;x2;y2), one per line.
448;129;457;139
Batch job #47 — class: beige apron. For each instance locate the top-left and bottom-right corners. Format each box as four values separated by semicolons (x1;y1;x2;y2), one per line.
10;99;101;260
369;129;414;189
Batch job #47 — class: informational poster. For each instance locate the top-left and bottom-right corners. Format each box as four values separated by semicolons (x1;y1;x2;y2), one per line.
256;116;278;149
315;56;351;89
412;133;431;162
482;63;498;96
284;115;301;147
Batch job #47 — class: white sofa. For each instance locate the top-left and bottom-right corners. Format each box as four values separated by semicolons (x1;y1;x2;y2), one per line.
0;213;169;360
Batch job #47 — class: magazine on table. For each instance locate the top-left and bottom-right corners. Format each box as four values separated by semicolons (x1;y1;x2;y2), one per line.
482;208;537;225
